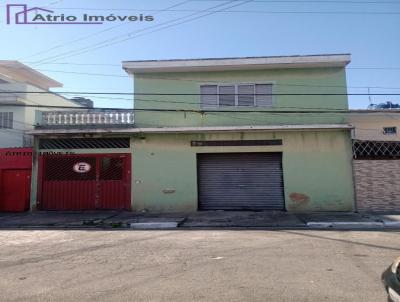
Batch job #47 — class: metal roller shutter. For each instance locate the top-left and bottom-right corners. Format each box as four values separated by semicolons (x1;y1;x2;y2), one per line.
197;153;285;210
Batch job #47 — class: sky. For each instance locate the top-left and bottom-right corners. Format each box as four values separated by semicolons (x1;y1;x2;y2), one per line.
0;0;399;109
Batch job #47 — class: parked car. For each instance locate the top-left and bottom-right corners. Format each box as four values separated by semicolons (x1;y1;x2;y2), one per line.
382;257;400;302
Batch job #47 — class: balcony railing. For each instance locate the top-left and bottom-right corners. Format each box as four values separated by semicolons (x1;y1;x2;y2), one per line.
39;110;134;128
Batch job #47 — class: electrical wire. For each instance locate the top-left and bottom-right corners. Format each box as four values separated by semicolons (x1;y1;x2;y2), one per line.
21;61;400;70
18;0;192;60
2;103;400;113
33;0;254;64
24;69;400;91
1;91;400;96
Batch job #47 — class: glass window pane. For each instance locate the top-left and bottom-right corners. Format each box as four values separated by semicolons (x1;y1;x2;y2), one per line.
200;85;218;107
255;84;273;107
238;85;255;106
219;85;235;106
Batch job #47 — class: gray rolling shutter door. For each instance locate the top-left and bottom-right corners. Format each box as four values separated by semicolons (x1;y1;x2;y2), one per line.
198;153;285;210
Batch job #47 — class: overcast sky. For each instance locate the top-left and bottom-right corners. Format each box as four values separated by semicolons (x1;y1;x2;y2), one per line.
0;0;399;109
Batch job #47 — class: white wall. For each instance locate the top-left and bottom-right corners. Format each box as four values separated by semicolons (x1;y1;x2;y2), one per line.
0;83;82;148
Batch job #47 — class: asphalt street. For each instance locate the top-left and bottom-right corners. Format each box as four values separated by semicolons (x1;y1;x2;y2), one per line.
0;229;398;301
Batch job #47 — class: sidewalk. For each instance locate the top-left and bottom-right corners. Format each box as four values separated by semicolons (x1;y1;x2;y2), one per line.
0;210;400;229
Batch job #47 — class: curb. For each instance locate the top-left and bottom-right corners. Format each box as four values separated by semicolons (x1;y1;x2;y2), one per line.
130;222;179;229
307;221;384;228
382;221;400;227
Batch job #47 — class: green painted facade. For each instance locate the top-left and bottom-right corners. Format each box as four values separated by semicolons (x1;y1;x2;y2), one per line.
133;67;348;127
31;64;355;212
125;65;355;212
131;130;354;212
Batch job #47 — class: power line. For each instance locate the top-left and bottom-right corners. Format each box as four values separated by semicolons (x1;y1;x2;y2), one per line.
33;0;254;64
16;67;400;91
1;91;400;96
18;0;192;61
31;0;241;63
2;103;400;113
22;61;400;70
130;75;400;90
33;8;400;14
190;0;400;3
51;2;400;10
29;68;400;91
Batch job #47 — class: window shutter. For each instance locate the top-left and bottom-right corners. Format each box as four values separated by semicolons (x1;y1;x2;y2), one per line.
200;85;218;107
0;112;13;129
7;112;13;129
219;85;235;106
255;84;273;107
238;84;255;106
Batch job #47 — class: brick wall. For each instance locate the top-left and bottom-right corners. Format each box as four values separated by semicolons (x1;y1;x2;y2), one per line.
354;160;400;212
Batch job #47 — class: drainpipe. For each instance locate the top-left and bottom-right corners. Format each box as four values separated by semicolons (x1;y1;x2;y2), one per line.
349;128;358;213
29;135;39;211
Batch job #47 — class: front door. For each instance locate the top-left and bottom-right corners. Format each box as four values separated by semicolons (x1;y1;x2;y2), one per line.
0;169;31;212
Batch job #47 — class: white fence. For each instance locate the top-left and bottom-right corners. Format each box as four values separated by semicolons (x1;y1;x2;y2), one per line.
41;110;134;127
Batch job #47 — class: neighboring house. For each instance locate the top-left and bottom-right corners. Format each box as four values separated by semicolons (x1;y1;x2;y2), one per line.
349;110;400;212
0;61;83;147
350;111;400;141
28;54;355;213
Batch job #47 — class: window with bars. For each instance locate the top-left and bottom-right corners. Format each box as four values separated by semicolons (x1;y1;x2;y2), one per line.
200;84;273;108
0;112;13;129
383;127;397;135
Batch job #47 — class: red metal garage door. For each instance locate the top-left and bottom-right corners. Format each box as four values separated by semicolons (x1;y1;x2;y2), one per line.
38;154;131;210
0;169;31;212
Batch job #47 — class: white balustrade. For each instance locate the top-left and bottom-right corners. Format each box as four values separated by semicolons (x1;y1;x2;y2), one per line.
41;110;135;127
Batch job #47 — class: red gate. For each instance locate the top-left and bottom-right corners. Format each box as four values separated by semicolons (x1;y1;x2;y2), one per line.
0;148;32;212
38;154;131;210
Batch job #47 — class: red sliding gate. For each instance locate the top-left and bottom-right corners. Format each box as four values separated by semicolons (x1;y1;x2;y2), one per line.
38;154;131;210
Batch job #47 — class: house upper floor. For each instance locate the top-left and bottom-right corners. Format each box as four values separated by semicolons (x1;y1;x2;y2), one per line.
349;110;400;141
0;61;135;132
123;54;351;128
0;61;81;108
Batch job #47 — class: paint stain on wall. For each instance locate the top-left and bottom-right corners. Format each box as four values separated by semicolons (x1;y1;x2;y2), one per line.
289;192;310;204
287;192;311;211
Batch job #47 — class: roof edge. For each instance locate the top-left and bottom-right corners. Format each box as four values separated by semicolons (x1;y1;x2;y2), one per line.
122;54;351;74
0;61;63;90
29;124;353;136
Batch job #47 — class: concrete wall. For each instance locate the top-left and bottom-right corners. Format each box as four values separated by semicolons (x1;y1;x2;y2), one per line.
133;67;348;127
0;107;25;147
354;160;400;212
0;83;82;148
350;113;400;141
131;130;355;213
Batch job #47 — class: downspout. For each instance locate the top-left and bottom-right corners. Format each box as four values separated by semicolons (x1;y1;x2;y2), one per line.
29;135;39;211
350;127;358;213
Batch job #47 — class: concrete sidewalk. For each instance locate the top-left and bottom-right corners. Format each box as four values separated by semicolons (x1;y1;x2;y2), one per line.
0;210;400;229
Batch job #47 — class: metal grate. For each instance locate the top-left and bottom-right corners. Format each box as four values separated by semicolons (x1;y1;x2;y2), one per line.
100;158;123;180
40;138;130;149
45;157;96;181
191;140;282;147
353;140;400;159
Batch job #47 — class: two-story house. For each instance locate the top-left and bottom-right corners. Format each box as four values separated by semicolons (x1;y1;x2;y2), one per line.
29;54;355;213
0;61;83;147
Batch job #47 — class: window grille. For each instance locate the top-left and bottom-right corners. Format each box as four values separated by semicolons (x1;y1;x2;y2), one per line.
100;158;123;180
383;127;397;135
45;157;96;181
353;140;400;159
39;138;130;149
